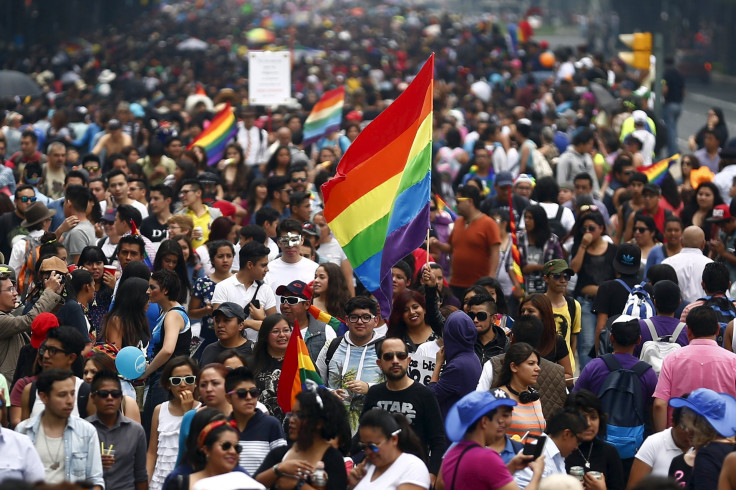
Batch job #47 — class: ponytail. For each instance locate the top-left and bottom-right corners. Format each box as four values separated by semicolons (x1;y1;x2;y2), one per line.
358;409;425;461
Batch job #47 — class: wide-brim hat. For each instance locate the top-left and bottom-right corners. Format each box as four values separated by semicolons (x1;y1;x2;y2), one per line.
20;201;56;228
670;388;736;437
445;390;516;442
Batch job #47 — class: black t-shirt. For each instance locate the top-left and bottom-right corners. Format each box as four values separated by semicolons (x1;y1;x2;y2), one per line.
255;356;285;422
140;215;169;243
0;210;22;260
668;453;693;488
256;445;347;490
541;335;570;364
688;441;735;489
663;68;685;104
573;243;618;296
565;438;625;490
592;276;652;316
362;381;447;475
200;340;254;366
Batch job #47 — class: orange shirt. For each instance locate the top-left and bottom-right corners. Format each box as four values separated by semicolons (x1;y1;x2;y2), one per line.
449;214;500;287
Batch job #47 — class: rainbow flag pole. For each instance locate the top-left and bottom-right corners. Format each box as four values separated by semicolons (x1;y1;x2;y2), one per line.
302;86;345;146
187;102;237;166
508;190;524;293
277;320;324;413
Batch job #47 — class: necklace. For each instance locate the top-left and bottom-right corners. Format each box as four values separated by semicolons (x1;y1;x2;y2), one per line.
41;422;64;470
577;441;594;469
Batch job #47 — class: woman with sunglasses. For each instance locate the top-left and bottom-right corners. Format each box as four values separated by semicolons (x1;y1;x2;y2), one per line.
493;342;545;438
632;213;662;278
251;314;292;422
349;409;430;489
518;205;564;294
148;356;201;490
256;387;350;490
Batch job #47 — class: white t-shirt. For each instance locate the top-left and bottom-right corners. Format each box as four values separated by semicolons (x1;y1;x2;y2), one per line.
538;202;576;233
415;340;441;360
476;360;495;392
353;452;430;490
100;198;149;219
264;257;319;311
211;275;277;342
634;428;685;476
317;237;347;266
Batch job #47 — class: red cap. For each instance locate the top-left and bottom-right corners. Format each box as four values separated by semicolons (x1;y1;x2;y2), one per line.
31;313;60;349
707;204;733;222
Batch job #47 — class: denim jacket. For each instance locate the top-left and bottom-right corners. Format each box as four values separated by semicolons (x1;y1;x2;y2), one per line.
15;412;105;488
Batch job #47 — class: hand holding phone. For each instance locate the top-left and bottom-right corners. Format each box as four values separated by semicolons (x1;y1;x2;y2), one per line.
522;434;547;460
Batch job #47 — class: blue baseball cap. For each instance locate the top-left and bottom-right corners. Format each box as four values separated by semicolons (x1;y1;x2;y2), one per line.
445;390;517;442
670;388;736;437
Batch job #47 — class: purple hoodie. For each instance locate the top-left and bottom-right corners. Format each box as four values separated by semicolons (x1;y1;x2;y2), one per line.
429;311;482;419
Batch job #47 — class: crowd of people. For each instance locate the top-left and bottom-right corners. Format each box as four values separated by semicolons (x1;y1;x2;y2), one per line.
2;1;736;490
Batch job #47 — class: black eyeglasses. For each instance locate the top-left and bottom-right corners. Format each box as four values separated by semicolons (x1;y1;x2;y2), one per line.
228;388;260;399
219;442;243;454
634;227;650;233
429;207;437;212
550;272;572;281
169;375;197;386
94;389;123;399
39;345;68;357
19;196;37;203
467;311;489;322
348;314;376;324
280;296;304;305
381;351;408;362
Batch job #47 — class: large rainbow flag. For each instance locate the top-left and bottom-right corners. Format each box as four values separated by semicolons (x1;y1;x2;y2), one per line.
187;102;237;166
302;86;345;146
277;321;324;413
321;55;434;317
638;153;680;185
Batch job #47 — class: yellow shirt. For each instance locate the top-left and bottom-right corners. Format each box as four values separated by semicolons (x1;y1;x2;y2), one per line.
551;299;581;373
186;206;215;249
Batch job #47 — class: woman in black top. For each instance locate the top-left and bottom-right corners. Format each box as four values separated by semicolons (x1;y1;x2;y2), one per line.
519;294;572;382
256;387;350;490
251;314;292;422
564;390;624;490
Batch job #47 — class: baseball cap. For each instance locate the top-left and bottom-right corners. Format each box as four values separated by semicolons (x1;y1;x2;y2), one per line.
101;208;117;223
707;204;733;223
613;243;641;275
301;221;319;237
632;110;648;124
670;388;736;438
495;171;514;188
275;280;310;300
31;312;60;349
213;302;246;321
0;264;16;281
445;390;517;442
543;259;574;277
642;183;661;196
198;172;220;185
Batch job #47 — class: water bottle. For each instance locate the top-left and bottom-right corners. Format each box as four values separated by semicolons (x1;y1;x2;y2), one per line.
311;461;328;489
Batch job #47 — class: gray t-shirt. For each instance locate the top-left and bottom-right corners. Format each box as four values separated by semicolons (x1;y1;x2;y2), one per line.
64;220;97;263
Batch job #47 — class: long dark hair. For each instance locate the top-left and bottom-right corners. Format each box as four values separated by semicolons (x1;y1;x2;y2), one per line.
565;390;608;438
314;263;350;320
222;142;251;199
387;290;427;339
245;178;267;214
570;210;607;253
493;342;540;389
518;293;557;358
359;409;425;461
184;408;227;470
251;314;289;374
102;277;151;347
633;212;663;243
265;145;292;175
293;387;350;452
525;204;552;244
153;239;190;302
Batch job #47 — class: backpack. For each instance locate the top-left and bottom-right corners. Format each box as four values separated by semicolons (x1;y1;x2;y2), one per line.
531;146;553;178
29;379;91;418
17;234;43;301
597;354;652;459
639;319;687;375
617;279;655;320
696;295;736;347
323;335;345;381
548;205;567;240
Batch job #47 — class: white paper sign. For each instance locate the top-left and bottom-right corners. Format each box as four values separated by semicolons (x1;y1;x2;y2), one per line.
248;51;291;106
407;354;436;386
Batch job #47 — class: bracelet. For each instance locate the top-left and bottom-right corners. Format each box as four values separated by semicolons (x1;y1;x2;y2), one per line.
273;464;284;478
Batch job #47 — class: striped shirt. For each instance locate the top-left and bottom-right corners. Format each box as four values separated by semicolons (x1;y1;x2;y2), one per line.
230;410;286;475
507;399;546;438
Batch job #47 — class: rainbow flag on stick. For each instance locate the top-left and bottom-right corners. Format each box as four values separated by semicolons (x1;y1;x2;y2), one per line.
322;55;434;317
638;153;680;185
129;221;153;270
434;193;458;221
277;321;324;413
187;102;237;166
302;86;345;146
508;191;524;292
308;304;348;335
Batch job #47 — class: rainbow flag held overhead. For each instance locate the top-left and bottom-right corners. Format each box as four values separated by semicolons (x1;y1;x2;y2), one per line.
638;153;680;185
187;102;237;166
302;86;345;146
129;221;153;270
308;304;348;336
277;321;324;413
434;193;458;221
322;55;434;317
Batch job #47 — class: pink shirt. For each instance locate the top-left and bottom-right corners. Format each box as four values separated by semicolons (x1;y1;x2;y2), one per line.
653;339;736;424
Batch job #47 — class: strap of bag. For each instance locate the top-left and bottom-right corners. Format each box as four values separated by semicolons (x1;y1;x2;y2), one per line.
554;204;564;220
601;353;622;373
671;322;686;343
644;319;658;341
615;278;632;294
450;443;482;490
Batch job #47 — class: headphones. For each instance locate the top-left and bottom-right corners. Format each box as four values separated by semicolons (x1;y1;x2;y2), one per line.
506;384;540;404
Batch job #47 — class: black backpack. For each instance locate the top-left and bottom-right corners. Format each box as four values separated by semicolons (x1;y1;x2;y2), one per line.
548;205;567;239
697;296;736;347
597;354;652;459
29;379;91;418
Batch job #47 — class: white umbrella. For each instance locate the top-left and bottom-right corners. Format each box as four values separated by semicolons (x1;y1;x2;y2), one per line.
176;38;209;51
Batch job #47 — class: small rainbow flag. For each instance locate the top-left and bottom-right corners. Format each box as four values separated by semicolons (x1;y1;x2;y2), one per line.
277;320;324;413
129;221;153;270
508;191;524;291
435;193;458;221
302;86;345;146
638;153;680;185
308;304;348;336
187;102;237;166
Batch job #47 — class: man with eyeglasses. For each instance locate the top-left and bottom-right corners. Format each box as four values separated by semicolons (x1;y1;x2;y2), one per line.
0;185;36;260
16;368;104;489
361;337;447;484
288;163;309;194
225;367;285;475
277;280;333;361
87;370;147;490
543;260;581;375
175;179;222;249
265;219;318;310
200;302;255;366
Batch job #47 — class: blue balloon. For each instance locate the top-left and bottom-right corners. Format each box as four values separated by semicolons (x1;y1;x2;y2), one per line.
115;346;147;380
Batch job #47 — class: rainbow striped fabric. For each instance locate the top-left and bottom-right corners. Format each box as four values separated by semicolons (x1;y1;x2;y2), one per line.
302;86;345;146
186;102;237;166
322;55;434;316
277;322;324;413
638;153;680;185
308;304;348;335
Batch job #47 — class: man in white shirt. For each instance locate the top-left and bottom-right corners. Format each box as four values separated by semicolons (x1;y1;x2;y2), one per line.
514;407;588;489
661;226;713;303
236;108;268;171
265;219;319;310
212;241;277;342
104;169;148;218
631;110;656;167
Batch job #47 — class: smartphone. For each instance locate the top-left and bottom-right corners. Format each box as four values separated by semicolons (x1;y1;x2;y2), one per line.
251;299;261;309
522;434;547;460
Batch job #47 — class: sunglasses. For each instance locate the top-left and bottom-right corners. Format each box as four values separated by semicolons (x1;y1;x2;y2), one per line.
280;296;305;305
19;196;37;203
634;227;650;233
582;225;598;233
85;166;100;172
291;177;307;183
381;351;408;362
549;272;572;281
429;207;437;212
94;389;123;399
466;311;490;322
169;375;197;386
358;429;401;453
228;388;260;399
39;345;68;357
579;205;598;213
219;442;243;454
